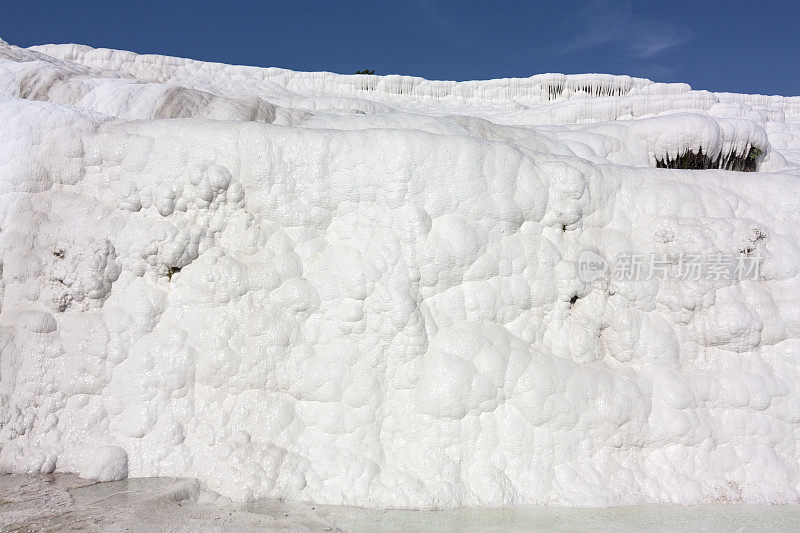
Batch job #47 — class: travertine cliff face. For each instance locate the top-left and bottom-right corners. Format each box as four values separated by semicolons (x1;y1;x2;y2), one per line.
2;38;800;507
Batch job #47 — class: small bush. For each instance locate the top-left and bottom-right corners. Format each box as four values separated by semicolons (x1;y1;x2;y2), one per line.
355;69;375;75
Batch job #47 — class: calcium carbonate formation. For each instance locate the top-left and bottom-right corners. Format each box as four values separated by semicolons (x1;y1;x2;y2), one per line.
2;38;800;508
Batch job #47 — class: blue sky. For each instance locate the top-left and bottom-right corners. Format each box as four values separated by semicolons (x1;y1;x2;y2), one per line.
4;0;799;95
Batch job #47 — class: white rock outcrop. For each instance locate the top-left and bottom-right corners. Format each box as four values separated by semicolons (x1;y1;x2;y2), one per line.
2;38;800;507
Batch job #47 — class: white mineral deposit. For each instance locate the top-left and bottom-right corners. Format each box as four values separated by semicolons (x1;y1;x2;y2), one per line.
2;37;800;524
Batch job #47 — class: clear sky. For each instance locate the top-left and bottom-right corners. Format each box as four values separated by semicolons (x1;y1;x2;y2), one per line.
4;0;799;96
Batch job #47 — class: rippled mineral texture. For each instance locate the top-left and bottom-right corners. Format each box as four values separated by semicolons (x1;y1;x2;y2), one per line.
2;38;800;508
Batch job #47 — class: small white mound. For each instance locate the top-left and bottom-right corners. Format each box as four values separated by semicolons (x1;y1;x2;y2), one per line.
79;446;128;482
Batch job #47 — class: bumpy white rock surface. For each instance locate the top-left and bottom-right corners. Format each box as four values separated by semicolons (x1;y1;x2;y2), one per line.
2;37;800;508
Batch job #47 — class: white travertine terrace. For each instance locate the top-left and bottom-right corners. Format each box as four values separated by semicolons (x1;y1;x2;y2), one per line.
2;38;800;507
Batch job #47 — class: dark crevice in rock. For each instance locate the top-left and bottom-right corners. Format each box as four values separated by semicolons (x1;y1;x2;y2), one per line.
166;266;181;281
